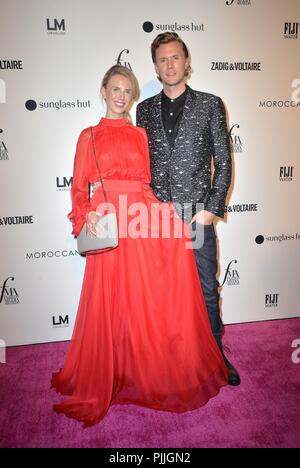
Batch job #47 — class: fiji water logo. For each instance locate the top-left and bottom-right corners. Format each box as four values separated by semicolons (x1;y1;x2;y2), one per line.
265;293;279;308
284;22;299;39
279;166;294;182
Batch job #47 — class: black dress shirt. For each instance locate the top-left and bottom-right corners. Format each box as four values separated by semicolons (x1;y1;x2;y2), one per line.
161;87;188;147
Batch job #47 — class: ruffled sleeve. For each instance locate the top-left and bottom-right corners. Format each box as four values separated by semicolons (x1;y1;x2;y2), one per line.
136;127;151;183
67;128;92;237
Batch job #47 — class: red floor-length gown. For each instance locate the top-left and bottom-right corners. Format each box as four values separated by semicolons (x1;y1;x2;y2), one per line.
51;117;228;426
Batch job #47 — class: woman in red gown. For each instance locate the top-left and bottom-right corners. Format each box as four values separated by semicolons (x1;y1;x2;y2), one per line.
51;65;228;427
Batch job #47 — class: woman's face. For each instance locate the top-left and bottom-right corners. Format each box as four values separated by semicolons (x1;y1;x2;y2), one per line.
101;74;133;119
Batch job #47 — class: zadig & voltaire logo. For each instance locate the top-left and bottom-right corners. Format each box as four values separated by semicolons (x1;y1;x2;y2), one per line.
0;60;23;70
0;215;33;226
211;61;260;71
224;203;258;213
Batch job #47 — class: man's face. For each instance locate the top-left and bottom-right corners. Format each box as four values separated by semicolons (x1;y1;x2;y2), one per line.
154;41;188;87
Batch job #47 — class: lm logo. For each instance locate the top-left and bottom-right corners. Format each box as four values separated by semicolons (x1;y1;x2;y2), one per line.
52;315;69;327
47;19;66;32
56;176;72;190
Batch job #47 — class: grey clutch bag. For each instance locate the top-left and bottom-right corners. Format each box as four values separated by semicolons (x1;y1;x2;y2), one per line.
77;213;118;255
76;127;119;256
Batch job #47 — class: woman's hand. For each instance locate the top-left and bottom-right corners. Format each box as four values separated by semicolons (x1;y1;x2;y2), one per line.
91;181;102;196
87;211;102;237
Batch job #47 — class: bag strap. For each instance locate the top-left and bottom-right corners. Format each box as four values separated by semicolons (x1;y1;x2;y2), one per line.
90;126;110;211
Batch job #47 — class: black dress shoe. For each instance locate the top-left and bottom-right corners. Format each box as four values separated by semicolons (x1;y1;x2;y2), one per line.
227;366;241;386
222;354;241;386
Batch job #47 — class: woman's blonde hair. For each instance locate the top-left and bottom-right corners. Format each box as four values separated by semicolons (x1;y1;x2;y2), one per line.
101;65;140;123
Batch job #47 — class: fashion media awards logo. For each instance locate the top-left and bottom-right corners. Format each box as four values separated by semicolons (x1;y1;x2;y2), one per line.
280;166;294;182
226;0;251;5
56;176;72;191
0;129;8;160
0;277;19;305
265;294;279;308
0;79;6;103
52;315;69;328
25;98;90;111
220;260;240;286
229;124;243;153
284;22;299;39
142;20;204;33
115;49;132;70
47;18;66;35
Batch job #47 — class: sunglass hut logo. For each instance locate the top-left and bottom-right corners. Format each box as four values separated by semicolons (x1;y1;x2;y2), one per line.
142;21;204;33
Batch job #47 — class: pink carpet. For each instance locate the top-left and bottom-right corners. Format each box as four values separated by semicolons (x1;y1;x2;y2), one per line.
0;318;299;448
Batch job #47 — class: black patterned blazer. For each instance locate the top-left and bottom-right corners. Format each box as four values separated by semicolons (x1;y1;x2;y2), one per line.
136;86;232;221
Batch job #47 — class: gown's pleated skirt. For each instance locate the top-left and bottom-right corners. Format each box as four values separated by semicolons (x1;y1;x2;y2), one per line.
52;179;228;427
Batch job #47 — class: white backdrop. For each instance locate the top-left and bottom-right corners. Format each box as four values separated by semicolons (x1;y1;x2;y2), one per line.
0;0;299;346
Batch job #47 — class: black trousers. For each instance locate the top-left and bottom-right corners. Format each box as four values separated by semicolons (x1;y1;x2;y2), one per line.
192;222;224;350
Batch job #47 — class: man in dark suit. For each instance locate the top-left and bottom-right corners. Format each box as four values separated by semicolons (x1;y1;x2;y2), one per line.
136;32;240;386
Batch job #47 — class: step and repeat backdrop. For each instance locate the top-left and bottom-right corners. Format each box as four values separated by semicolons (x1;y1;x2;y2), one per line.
0;0;299;346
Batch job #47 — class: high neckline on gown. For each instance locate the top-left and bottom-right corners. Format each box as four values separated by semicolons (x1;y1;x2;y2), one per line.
100;117;128;127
